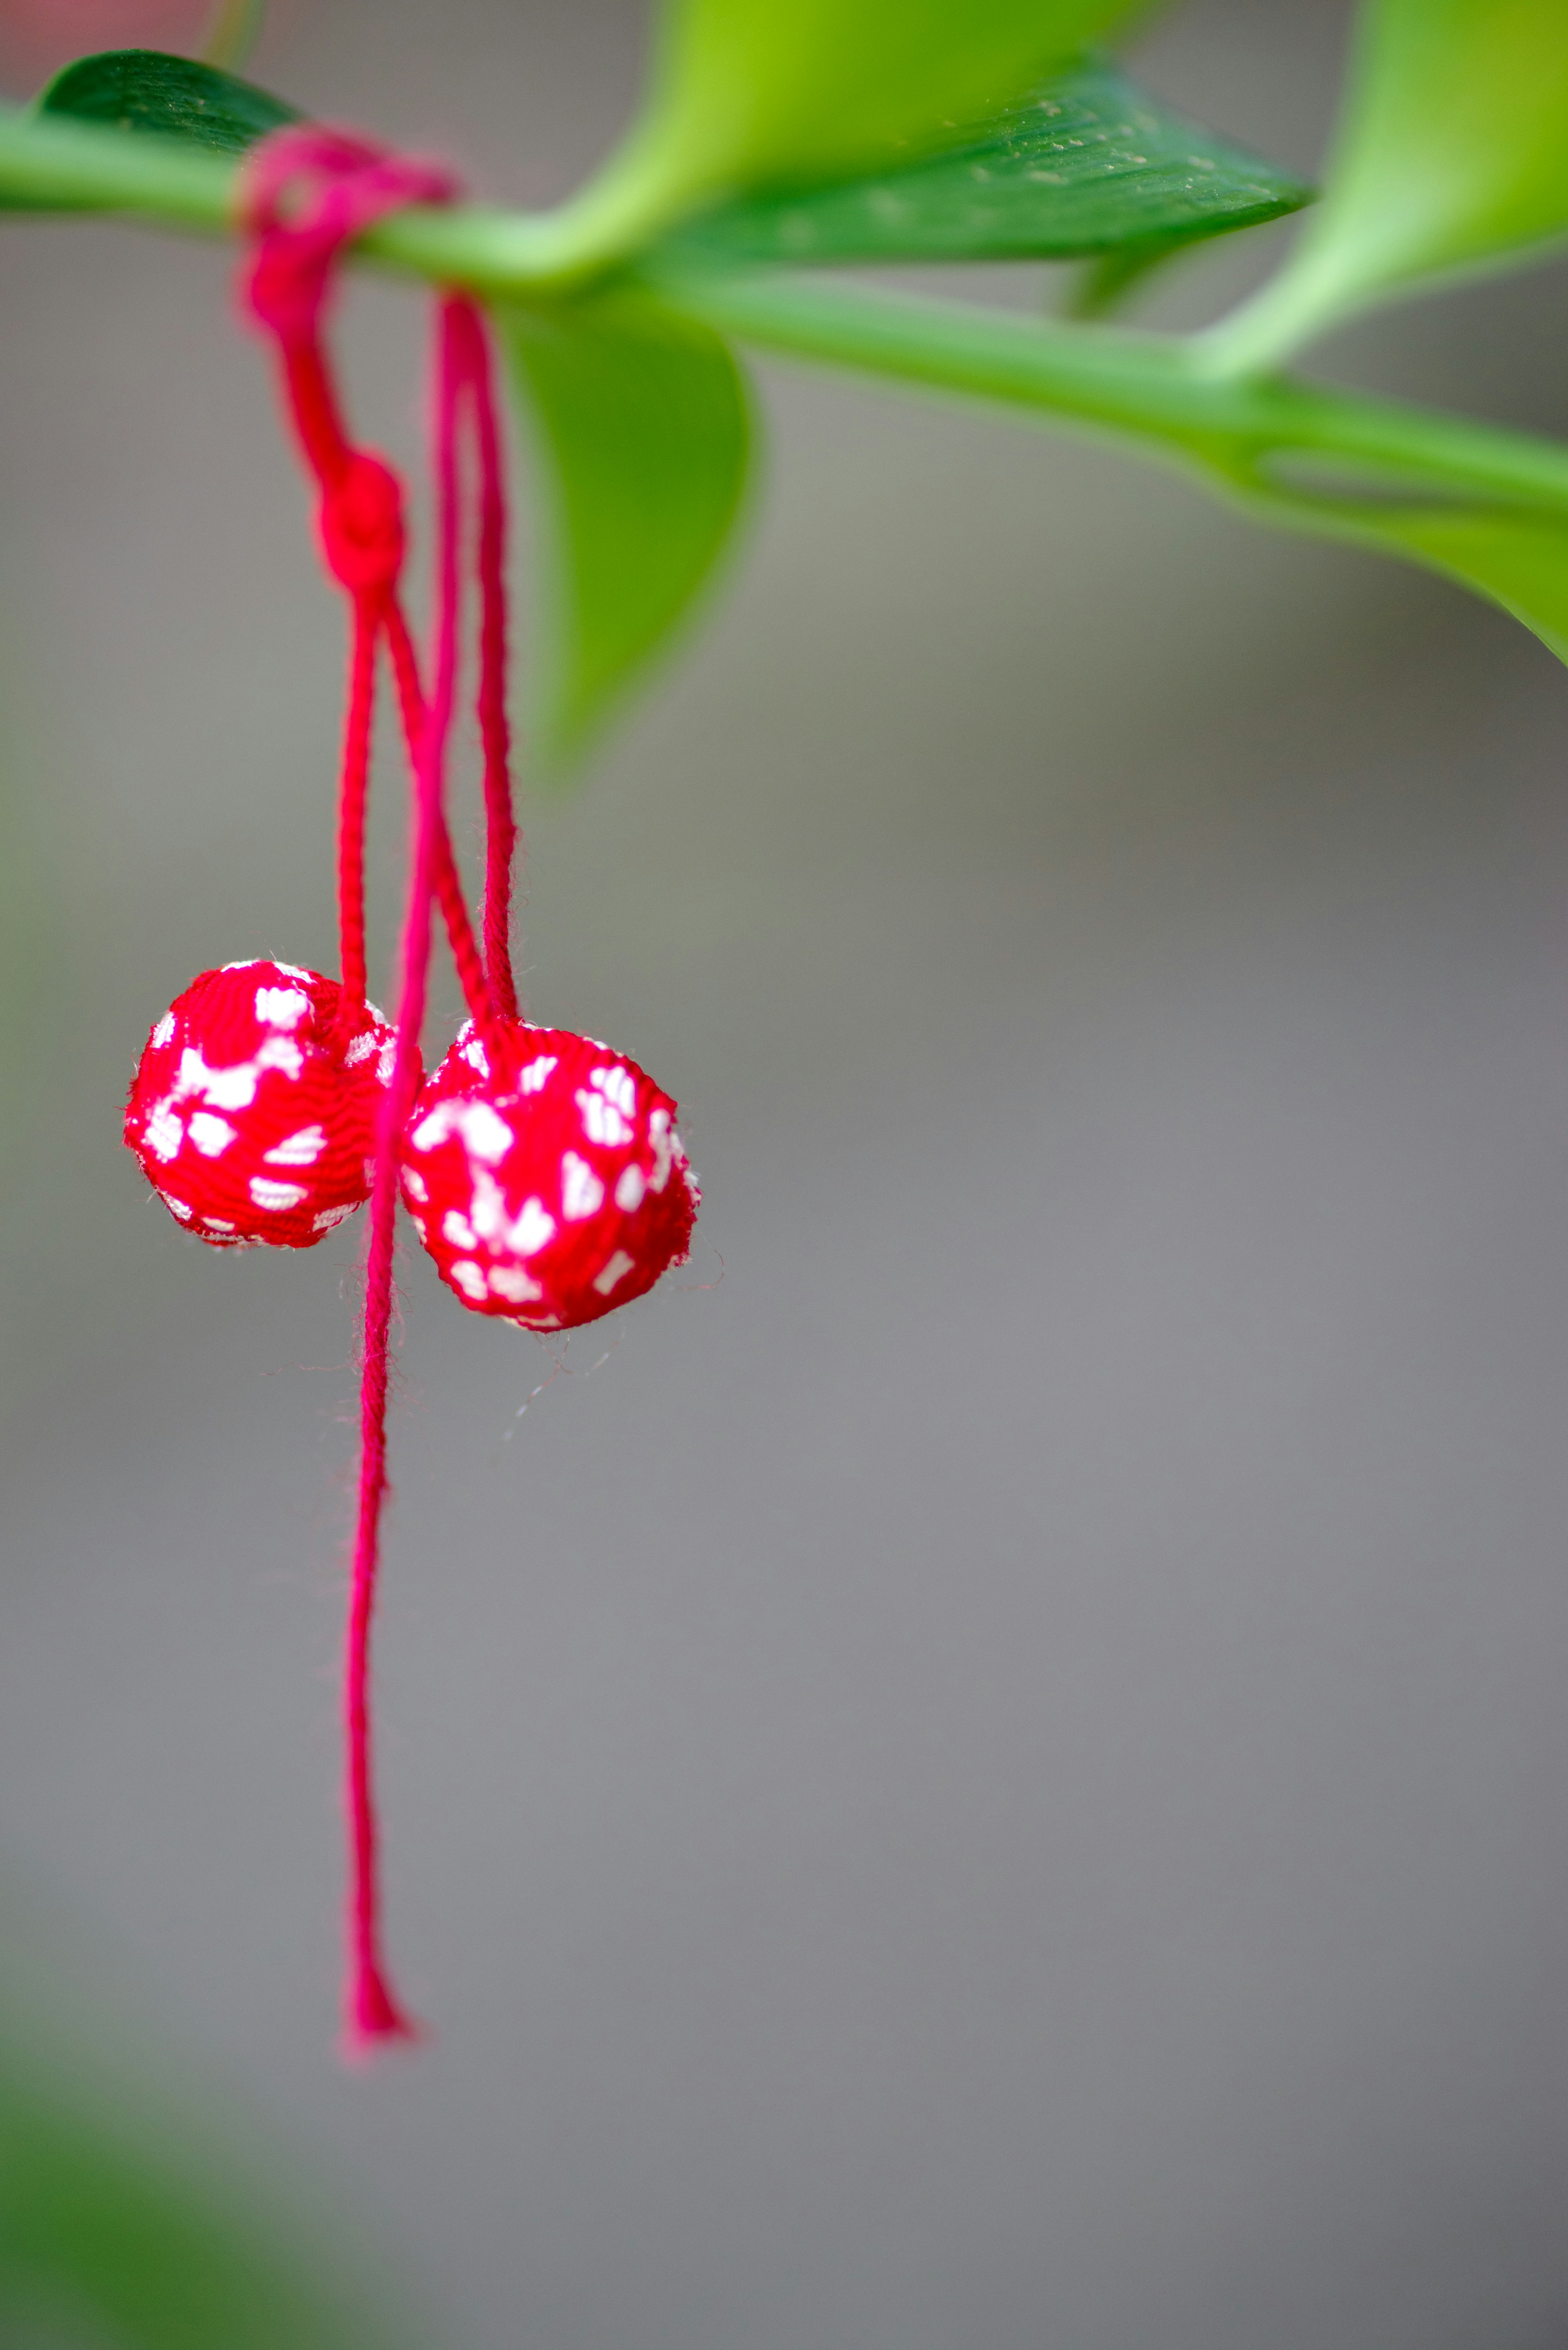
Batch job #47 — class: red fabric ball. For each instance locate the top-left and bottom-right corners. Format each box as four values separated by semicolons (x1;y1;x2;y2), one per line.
124;960;400;1248
400;1019;699;1330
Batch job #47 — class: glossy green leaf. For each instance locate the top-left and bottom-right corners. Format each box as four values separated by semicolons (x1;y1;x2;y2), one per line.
1211;0;1568;368
662;60;1310;269
501;285;753;769
544;0;1147;270
36;47;299;156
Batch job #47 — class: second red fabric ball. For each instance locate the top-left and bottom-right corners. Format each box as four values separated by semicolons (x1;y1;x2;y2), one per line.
400;1019;699;1329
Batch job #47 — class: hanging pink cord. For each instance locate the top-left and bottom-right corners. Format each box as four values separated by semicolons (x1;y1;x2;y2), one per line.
240;128;521;2052
444;294;520;1019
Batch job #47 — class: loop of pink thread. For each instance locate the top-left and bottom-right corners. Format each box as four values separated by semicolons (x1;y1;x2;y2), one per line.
342;292;476;2052
242;128;458;352
443;295;520;1020
240;127;478;2058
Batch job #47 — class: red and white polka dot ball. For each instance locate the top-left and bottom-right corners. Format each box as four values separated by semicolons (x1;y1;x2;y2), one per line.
401;1019;699;1329
124;959;398;1248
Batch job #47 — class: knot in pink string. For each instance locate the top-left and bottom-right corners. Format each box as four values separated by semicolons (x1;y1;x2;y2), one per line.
240;127;460;345
319;451;405;597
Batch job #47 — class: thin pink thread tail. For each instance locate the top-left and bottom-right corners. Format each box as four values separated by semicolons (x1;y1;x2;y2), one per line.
342;291;471;2055
240;125;466;2058
445;294;520;1020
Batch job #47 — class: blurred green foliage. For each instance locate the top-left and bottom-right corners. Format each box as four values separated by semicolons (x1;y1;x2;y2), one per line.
1212;0;1568;363
0;2001;404;2350
503;284;752;769
36;50;297;157
559;0;1148;253
659;58;1309;269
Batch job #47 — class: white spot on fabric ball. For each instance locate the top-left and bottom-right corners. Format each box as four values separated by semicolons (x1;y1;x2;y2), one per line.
312;1205;354;1232
403;1168;428;1202
489;1265;542;1303
592;1250;637;1296
255;1036;304;1080
146;1104;183;1163
451;1259;488;1301
614;1164;647;1213
157;1190;194;1221
376;1041;396;1086
442;1208;478;1250
249;1177;308;1211
255;985;310;1029
510;1197;555;1256
151;1013;176;1048
466;1169;506;1245
461;1036;490;1076
561;1152;605;1221
197;1059;259;1109
203;1216;236;1231
410;1099;513;1162
171;1044;234;1108
274;962;311;981
187;1110;237;1158
466;1171;554;1259
519;1054;558;1095
460;1101;514;1163
592;1066;637;1117
344;1031;378;1067
221;960;262;973
576;1086;631;1147
264;1125;326;1166
647;1106;675;1192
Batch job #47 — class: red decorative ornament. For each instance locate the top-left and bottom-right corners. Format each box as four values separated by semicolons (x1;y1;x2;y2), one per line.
120;126;700;2058
124;960;397;1248
403;1020;699;1329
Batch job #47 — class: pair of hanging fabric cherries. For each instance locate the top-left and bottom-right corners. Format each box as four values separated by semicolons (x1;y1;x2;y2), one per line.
121;129;698;2052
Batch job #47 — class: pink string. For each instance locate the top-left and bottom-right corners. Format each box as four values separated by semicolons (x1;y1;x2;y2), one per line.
239;128;520;2054
444;295;520;1019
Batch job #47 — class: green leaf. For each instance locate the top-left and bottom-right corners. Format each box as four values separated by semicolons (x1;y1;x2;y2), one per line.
1209;0;1568;369
36;47;300;156
540;0;1148;272
660;60;1310;270
1264;497;1568;667
500;284;753;769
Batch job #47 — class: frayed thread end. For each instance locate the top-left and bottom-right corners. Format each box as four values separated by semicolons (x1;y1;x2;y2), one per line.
339;1964;424;2063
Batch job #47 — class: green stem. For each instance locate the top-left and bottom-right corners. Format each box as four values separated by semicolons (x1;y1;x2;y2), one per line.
0;107;602;286
7;101;1568;535
642;262;1568;519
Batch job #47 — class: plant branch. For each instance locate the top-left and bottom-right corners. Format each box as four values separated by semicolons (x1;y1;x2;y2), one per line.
642;263;1568;519
8;100;1568;546
0;107;592;285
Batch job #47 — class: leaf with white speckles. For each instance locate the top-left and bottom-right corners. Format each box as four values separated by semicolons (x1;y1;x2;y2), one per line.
659;59;1311;271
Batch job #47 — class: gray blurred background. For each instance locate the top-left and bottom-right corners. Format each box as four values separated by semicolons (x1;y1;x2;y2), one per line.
6;1;1568;2344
